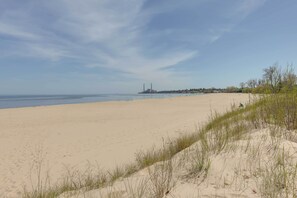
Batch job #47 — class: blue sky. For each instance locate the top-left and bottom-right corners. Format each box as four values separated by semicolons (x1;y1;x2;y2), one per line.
0;0;296;94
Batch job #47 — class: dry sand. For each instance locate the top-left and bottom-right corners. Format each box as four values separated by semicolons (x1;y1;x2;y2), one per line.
0;93;250;197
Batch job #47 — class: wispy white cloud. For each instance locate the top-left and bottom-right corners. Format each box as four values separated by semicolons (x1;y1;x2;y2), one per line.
94;49;197;78
47;0;145;43
207;0;266;43
26;44;71;61
0;22;40;40
209;27;232;43
238;0;267;16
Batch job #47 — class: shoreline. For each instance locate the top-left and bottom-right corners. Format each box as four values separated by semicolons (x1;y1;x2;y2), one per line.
0;93;200;110
0;93;250;197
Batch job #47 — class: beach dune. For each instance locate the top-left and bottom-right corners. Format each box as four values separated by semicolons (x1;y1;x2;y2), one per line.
0;93;249;197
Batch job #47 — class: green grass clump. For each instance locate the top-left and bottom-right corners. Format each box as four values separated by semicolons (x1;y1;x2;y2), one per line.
186;135;211;180
135;133;200;169
259;148;297;198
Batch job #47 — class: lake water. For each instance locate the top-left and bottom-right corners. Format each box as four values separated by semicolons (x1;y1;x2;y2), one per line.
0;94;199;109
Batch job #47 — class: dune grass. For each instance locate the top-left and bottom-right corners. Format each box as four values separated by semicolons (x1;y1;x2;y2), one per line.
259;148;297;198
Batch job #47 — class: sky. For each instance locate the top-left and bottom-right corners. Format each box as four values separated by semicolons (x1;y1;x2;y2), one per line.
0;0;297;94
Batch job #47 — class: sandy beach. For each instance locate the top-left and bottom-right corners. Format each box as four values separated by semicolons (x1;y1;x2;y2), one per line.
0;93;249;197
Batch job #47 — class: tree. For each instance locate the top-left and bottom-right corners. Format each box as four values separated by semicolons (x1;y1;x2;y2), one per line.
247;79;257;89
257;79;265;87
226;86;239;93
240;82;245;89
263;64;282;93
282;64;297;90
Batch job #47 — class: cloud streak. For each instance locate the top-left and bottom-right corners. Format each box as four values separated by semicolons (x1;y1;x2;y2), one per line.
0;22;40;40
238;0;267;16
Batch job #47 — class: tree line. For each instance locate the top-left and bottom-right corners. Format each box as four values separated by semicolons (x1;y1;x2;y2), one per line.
238;63;297;93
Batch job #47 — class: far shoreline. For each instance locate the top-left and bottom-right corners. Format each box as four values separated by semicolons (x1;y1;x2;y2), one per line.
0;93;205;110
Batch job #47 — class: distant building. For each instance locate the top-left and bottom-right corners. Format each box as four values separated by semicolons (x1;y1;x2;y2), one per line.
139;83;157;94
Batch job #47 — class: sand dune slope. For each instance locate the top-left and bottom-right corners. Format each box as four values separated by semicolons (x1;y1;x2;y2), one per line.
62;128;297;198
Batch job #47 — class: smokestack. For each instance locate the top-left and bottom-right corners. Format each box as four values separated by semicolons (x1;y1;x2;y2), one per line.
143;83;145;92
151;83;152;91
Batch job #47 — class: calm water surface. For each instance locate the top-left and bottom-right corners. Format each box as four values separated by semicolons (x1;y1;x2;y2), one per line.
0;94;200;109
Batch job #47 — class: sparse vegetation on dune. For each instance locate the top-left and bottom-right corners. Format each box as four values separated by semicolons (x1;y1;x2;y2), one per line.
24;65;297;198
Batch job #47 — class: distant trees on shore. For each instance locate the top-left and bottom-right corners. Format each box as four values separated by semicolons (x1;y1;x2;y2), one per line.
240;63;297;93
142;63;297;94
